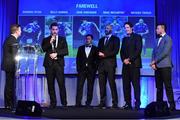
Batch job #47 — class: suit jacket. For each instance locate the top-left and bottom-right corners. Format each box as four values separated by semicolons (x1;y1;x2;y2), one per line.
152;34;173;68
1;35;19;71
120;33;142;68
98;35;120;68
76;45;98;73
41;35;68;67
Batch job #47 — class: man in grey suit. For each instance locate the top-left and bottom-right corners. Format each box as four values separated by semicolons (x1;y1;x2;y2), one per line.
150;24;175;111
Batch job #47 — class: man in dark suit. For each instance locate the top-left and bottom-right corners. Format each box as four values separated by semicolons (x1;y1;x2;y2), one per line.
41;22;68;108
76;34;98;107
1;24;21;110
150;24;175;111
98;24;120;108
120;22;142;110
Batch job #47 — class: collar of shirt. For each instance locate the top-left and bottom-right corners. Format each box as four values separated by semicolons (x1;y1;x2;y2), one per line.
51;35;58;48
157;33;165;46
126;32;134;37
158;33;166;38
106;34;112;39
104;34;112;45
11;34;18;39
161;33;166;37
85;45;92;58
85;44;92;47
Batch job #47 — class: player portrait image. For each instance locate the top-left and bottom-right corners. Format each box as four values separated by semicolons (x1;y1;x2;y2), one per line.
73;16;100;48
100;16;128;40
18;16;44;45
128;17;155;57
45;16;73;56
45;16;72;38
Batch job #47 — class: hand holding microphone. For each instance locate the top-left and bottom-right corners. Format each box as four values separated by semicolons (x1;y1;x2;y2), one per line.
50;35;58;60
50;35;56;44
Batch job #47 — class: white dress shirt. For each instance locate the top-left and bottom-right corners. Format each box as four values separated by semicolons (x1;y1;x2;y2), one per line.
157;33;166;46
104;34;112;45
85;45;92;58
51;35;58;50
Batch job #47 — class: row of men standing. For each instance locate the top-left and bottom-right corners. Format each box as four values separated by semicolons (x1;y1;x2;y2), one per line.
1;22;175;111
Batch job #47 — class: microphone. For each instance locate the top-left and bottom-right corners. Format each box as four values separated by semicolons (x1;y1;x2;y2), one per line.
51;35;56;53
51;35;58;60
50;35;56;43
53;38;56;44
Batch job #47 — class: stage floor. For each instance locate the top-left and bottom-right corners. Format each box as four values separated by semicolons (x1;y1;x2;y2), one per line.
0;106;180;119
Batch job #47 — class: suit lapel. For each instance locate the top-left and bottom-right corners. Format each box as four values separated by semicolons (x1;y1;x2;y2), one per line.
158;36;165;48
57;36;61;48
82;45;88;58
102;36;112;47
105;36;112;46
102;37;106;47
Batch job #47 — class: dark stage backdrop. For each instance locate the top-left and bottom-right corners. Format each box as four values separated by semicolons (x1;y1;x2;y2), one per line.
0;0;180;108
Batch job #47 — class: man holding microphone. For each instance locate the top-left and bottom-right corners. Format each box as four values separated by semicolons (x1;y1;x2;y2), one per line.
41;22;68;109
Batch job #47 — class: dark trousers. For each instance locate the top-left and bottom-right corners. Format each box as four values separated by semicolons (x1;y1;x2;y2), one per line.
98;65;118;105
155;67;175;107
4;71;16;108
76;68;95;105
122;65;141;106
45;62;67;106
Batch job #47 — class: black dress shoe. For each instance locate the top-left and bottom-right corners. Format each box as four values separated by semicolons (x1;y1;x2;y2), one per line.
98;103;106;108
75;104;83;107
134;105;140;110
62;104;67;107
112;104;118;108
85;101;91;107
85;104;91;108
49;105;56;109
61;104;67;109
122;104;132;110
5;106;13;111
169;106;176;111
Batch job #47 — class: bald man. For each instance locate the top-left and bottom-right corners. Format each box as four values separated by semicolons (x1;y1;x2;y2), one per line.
97;25;120;108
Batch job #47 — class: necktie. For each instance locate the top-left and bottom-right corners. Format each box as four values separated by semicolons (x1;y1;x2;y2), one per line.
53;38;56;47
52;38;56;52
104;36;109;45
